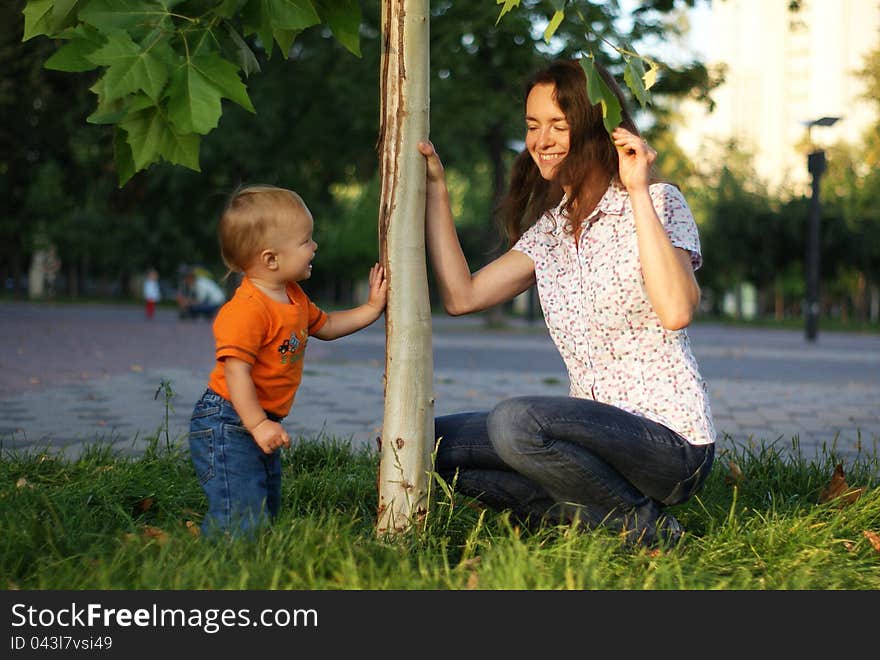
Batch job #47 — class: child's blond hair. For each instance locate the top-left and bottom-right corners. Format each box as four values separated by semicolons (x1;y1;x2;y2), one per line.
218;185;308;273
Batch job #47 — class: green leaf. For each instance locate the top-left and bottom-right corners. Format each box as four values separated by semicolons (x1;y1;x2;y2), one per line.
120;102;201;173
79;0;177;35
87;30;170;102
192;55;256;113
272;28;301;56
543;10;564;44
495;0;520;26
119;106;162;171
51;0;82;32
267;0;320;26
166;62;223;134
581;56;622;134
160;127;200;170
88;98;128;125
216;0;249;18
88;78;118;124
89;79;153;124
45;26;106;72
167;55;255;135
22;0;54;41
315;0;361;57
243;0;321;57
225;23;261;76
113;125;137;185
623;54;649;109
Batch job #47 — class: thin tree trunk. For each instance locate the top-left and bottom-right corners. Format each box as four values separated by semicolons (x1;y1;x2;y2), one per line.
376;0;433;534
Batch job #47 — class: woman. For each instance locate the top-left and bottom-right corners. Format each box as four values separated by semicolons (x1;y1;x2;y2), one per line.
419;59;716;547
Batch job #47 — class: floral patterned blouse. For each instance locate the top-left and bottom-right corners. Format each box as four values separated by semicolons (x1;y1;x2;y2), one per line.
513;181;716;445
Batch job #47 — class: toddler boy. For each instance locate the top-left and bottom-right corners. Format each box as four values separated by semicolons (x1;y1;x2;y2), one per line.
189;185;387;536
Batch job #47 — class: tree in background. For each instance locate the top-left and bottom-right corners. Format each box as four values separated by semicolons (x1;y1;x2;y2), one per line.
819;46;880;323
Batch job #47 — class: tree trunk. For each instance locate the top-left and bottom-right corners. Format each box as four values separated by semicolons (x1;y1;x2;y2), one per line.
376;0;434;534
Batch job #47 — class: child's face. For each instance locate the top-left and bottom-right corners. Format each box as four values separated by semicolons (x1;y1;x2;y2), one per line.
272;205;317;282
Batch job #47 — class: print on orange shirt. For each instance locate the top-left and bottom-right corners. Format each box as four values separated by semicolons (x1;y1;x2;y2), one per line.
278;330;306;365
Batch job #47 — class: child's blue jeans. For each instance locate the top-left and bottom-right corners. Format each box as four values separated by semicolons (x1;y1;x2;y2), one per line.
188;388;282;537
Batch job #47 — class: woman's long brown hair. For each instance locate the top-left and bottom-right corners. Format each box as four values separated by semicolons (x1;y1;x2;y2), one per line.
496;59;640;246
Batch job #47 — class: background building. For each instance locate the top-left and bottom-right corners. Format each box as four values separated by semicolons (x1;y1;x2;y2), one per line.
676;0;880;192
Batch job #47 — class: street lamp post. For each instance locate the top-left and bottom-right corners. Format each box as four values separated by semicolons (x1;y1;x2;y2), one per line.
802;115;841;343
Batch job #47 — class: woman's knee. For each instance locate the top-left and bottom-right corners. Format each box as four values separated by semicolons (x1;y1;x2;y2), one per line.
487;397;550;461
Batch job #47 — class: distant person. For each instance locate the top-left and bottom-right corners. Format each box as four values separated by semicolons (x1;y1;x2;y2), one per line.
143;268;161;320
189;185;387;537
418;59;716;548
176;268;225;320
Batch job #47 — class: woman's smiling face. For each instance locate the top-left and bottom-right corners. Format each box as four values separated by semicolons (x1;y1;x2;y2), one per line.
525;82;570;181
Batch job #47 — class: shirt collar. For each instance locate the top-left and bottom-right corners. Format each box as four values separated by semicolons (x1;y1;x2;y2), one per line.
551;180;629;226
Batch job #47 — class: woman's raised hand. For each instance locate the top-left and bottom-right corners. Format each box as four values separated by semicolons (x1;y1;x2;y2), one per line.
612;127;656;192
418;140;446;184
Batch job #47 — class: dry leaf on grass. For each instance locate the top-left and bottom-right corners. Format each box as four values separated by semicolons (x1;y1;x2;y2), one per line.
142;526;170;546
864;531;880;553
16;477;30;489
185;520;200;538
466;572;479;590
724;460;744;486
134;497;154;513
456;556;481;571
819;464;863;507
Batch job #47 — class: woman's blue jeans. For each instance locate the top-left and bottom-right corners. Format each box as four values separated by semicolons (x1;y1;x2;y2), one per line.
189;389;282;537
435;396;714;546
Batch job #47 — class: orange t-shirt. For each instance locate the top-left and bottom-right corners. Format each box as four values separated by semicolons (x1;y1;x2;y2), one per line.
207;277;328;417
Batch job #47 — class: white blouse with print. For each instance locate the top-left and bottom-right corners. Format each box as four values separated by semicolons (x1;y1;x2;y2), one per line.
513;182;716;446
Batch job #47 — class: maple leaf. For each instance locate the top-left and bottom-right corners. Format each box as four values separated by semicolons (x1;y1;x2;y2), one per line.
167;55;255;135
86;30;171;103
818;464;863;507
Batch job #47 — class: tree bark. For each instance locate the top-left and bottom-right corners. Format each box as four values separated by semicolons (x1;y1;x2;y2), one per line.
376;0;434;534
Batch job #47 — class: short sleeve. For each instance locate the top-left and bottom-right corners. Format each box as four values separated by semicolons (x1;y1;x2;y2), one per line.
650;183;703;271
306;298;328;335
214;297;269;365
512;212;556;262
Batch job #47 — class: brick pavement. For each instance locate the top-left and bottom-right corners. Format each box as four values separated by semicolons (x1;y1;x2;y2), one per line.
1;301;879;464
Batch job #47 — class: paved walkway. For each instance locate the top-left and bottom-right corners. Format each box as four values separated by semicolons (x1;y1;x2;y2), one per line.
1;301;879;465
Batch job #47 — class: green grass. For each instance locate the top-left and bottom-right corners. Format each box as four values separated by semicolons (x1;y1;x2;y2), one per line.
2;435;879;590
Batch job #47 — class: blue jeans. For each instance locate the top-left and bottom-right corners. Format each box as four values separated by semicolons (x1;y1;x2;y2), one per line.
188;389;283;537
435;396;714;546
